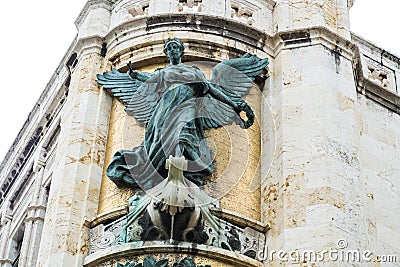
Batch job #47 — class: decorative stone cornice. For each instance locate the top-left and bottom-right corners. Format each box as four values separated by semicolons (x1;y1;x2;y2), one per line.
0;212;12;225
275;26;355;60
209;207;270;233
26;205;46;213
74;36;106;58
353;45;400;114
235;0;276;10
117;256;212;267
24;216;45;223
84;242;262;267
24;205;46;223
138;14;271;50
90;206;128;228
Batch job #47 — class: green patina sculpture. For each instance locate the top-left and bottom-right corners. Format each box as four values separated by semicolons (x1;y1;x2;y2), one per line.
97;38;268;190
116;256;211;267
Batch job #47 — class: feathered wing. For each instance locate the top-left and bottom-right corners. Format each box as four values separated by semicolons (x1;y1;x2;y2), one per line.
97;68;158;126
199;53;269;129
198;95;242;129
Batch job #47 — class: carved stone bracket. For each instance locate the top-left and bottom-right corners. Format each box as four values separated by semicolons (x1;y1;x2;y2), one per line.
90;217;125;253
89;156;266;261
90;208;266;260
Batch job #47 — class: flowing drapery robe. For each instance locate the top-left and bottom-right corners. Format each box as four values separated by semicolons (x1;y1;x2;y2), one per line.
107;64;214;190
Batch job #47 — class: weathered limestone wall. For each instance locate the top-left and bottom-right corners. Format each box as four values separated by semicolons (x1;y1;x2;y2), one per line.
260;2;400;265
261;1;373;265
2;0;398;266
34;1;115;266
109;0;274;35
206;87;262;221
273;0;351;39
264;40;362;265
357;95;400;260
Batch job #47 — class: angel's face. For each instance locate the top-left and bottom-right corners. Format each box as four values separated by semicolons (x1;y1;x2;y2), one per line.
165;42;183;63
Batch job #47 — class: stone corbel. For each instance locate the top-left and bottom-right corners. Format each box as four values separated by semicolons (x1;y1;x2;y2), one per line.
0;202;13;226
74;36;106;59
33;149;47;173
24;205;47;223
0;212;12;226
0;259;13;265
348;0;354;9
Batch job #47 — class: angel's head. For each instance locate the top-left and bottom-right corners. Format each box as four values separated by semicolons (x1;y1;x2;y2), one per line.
164;38;185;64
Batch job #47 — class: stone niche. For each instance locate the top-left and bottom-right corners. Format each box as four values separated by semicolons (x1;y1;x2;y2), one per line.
97;39;269;221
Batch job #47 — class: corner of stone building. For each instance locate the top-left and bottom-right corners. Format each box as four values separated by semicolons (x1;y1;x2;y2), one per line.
75;0;114;39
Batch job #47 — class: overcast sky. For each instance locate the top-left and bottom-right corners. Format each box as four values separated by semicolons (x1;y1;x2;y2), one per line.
0;1;399;161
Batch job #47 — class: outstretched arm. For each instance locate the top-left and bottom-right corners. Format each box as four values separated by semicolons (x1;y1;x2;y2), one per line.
208;84;242;112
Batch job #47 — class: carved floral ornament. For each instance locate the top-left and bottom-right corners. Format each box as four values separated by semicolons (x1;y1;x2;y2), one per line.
116;256;211;267
362;56;395;92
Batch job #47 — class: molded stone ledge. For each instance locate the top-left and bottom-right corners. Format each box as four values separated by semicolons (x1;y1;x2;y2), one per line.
90;205;128;228
83;241;263;267
356;78;400;114
75;36;107;58
89;205;268;234
88;205;267;261
108;0;275;33
101;31;271;76
276;26;356;60
103;13;273;56
209;207;269;233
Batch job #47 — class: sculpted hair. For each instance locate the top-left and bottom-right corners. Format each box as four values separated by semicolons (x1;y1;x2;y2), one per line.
163;38;185;56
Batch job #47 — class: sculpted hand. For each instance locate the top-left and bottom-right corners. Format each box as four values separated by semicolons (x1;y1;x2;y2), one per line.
127;61;138;79
234;100;255;129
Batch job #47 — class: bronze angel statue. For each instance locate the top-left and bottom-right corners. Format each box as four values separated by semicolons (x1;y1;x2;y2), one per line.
97;38;269;191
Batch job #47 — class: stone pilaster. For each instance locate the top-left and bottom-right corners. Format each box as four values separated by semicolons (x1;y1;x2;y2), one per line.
0;208;12;267
75;0;113;39
24;205;46;267
36;2;113;265
18;150;47;267
36;37;112;266
262;1;366;266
